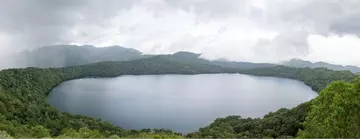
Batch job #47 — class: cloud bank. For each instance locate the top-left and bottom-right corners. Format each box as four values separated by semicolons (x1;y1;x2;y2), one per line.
1;0;360;66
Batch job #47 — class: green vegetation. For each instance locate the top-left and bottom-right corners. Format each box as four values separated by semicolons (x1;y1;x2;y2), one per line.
0;130;12;138
0;55;357;138
187;102;310;138
298;77;360;137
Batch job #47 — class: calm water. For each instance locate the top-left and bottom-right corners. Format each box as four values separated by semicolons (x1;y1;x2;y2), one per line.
48;74;317;133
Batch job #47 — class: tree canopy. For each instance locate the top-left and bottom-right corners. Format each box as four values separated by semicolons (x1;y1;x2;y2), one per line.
187;102;310;138
299;77;360;137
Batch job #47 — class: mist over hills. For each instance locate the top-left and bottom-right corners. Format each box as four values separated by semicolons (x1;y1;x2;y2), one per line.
283;58;360;73
0;45;280;70
0;45;147;68
170;51;278;70
1;45;360;74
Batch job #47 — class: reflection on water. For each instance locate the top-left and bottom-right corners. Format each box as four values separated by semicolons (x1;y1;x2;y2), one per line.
48;74;318;133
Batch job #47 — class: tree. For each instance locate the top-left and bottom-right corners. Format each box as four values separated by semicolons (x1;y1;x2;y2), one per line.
299;79;360;137
58;128;104;138
0;131;12;138
108;134;120;138
30;125;51;138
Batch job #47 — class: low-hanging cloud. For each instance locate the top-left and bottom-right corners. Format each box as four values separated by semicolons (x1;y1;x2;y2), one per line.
0;0;139;54
252;31;309;63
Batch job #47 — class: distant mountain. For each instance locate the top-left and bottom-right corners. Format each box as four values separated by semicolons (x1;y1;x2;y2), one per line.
283;58;360;73
211;59;277;70
0;45;148;68
167;51;278;70
172;51;202;58
1;46;279;70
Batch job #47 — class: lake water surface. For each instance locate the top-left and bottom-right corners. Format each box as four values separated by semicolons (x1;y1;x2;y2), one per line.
48;74;318;133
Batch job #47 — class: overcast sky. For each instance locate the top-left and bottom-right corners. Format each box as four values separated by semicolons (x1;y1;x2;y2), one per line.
1;0;360;66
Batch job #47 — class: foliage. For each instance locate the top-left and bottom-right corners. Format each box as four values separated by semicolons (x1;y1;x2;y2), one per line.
187;102;310;138
0;130;12;138
30;125;51;138
299;77;360;137
57;128;104;138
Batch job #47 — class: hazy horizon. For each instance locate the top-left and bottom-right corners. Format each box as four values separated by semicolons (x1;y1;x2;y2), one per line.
4;44;360;68
1;0;360;66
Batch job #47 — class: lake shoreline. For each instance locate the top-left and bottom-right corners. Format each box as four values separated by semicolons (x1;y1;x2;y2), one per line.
49;74;318;133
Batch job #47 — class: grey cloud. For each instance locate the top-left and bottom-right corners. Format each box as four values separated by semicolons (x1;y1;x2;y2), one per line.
266;0;360;36
0;0;77;52
1;0;360;64
168;35;206;52
330;12;360;35
248;0;360;60
254;31;309;62
163;0;249;18
0;0;139;53
274;31;309;55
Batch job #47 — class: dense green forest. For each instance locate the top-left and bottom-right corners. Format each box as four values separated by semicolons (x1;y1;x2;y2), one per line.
186;102;310;138
0;55;357;138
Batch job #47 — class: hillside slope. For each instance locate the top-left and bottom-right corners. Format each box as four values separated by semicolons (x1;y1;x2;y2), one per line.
167;51;278;70
239;66;355;92
283;58;360;73
1;46;277;70
0;45;148;68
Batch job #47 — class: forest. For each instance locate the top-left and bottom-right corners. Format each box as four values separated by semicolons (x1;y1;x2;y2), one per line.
0;55;358;138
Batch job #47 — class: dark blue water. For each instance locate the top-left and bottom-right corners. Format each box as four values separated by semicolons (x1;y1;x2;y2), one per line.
48;74;317;133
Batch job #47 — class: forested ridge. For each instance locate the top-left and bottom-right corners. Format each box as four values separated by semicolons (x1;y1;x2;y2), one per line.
186;102;311;138
0;55;358;138
283;58;360;73
239;66;355;92
0;45;147;69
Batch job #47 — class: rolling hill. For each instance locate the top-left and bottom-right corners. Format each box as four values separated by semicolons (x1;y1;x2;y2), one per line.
283;58;360;73
0;45;148;69
0;46;279;70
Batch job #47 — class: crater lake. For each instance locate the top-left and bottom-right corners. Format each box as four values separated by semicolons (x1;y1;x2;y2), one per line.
48;74;318;133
